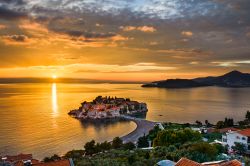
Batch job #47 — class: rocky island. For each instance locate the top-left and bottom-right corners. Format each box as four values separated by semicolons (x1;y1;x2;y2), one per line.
68;96;148;120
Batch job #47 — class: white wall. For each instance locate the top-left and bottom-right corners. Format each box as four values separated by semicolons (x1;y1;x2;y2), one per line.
222;131;248;150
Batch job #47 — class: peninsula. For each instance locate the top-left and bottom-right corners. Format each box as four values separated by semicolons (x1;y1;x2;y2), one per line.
142;70;250;88
68;96;148;120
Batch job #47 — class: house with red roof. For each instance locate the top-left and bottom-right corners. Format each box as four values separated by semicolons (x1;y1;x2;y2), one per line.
32;159;74;166
222;128;250;152
2;153;33;163
1;154;74;166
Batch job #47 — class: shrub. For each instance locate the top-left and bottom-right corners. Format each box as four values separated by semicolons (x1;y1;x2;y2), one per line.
153;128;202;147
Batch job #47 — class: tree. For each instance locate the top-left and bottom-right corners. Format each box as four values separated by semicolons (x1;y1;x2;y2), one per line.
153;128;202;147
112;137;123;149
216;118;234;129
144;151;150;159
64;150;84;159
123;142;135;150
205;120;212;127
188;142;218;162
195;120;202;127
205;120;209;126
43;154;61;162
213;143;226;154
95;143;102;153
127;155;135;165
216;121;224;129
137;134;149;148
246;111;250;121
50;154;61;161
224;118;234;127
43;157;51;162
238;120;248;128
232;142;246;154
84;140;96;155
99;141;112;151
183;123;190;128
148;126;160;141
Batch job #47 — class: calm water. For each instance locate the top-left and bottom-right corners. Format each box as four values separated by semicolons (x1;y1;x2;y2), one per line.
0;83;250;159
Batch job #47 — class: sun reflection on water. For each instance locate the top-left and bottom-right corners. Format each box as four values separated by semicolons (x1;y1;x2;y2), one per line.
51;83;58;116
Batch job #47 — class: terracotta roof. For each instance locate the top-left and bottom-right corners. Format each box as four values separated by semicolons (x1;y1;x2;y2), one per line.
13;159;40;166
175;158;202;166
218;127;238;133
206;128;216;134
237;128;250;137
175;158;242;166
219;160;241;166
4;153;33;162
33;159;72;166
206;127;239;134
31;159;41;164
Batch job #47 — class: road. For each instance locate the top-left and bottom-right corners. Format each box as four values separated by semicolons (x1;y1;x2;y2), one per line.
120;115;157;144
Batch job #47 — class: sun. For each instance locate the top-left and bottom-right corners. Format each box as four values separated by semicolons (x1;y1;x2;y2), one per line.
52;75;57;79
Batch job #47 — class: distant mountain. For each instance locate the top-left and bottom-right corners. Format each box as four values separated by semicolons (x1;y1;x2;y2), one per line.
195;70;250;87
142;70;250;88
142;79;209;88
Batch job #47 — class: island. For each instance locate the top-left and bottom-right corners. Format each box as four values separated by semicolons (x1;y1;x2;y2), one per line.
68;96;148;120
142;70;250;88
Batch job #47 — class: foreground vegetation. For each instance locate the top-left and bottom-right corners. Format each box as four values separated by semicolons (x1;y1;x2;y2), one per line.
43;128;228;165
43;111;250;165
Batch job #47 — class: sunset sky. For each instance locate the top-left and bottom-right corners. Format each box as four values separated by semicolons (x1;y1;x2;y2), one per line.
0;0;250;82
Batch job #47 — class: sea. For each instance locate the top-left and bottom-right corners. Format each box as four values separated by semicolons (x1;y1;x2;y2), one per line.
0;83;250;159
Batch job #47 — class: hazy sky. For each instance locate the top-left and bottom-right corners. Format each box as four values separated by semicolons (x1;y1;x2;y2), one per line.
0;0;250;81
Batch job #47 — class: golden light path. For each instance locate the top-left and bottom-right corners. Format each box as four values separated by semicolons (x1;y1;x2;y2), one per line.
51;83;58;116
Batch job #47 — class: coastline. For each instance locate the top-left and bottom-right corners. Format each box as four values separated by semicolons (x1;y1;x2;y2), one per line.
78;116;157;144
120;116;157;143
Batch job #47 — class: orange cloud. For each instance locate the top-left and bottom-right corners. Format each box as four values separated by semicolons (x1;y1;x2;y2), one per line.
54;33;130;48
95;23;103;27
10;20;130;48
181;31;193;37
138;26;156;32
120;26;156;32
149;41;158;45
19;21;48;33
111;35;131;42
121;26;136;31
0;24;7;29
1;35;35;45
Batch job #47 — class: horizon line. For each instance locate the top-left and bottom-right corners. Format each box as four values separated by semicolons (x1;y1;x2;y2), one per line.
0;77;146;84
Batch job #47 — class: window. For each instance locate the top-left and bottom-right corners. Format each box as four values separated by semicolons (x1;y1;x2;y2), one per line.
236;136;240;139
223;138;227;142
242;137;246;140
